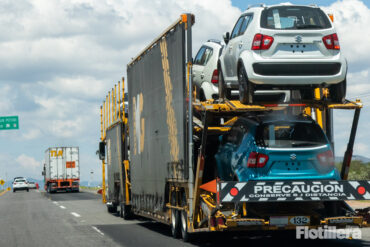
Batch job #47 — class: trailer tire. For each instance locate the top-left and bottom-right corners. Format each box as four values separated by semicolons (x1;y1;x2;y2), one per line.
171;209;181;238
218;70;230;101
329;79;346;103
121;204;131;220
238;65;254;104
180;193;192;242
180;210;191;242
107;205;117;214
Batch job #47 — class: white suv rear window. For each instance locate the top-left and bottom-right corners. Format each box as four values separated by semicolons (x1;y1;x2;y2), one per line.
261;6;331;30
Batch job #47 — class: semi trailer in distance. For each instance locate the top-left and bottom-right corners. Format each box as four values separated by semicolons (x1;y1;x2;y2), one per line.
43;147;80;193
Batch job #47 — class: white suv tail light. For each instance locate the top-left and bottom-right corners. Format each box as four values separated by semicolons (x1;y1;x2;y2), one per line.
211;69;219;84
322;33;340;50
252;34;274;50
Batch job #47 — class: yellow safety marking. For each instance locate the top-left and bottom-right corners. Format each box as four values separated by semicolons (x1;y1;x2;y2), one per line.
242;203;247;217
194;126;231;132
160;39;179;162
328;99;363;109
303;107;311;116
0;190;7;196
223;117;239;126
124;160;131;205
314;88;323;129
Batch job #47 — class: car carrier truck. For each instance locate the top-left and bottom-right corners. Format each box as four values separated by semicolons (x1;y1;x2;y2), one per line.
43;147;80;193
98;14;370;241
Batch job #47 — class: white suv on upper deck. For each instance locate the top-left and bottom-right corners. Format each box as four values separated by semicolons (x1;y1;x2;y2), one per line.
193;40;223;101
218;4;347;104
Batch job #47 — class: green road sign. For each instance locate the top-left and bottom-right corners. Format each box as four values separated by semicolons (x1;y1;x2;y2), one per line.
0;116;19;130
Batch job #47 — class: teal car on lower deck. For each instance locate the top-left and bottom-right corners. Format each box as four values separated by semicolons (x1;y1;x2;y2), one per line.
215;114;340;182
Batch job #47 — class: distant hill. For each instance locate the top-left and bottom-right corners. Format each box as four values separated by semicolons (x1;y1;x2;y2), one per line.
335;155;370;163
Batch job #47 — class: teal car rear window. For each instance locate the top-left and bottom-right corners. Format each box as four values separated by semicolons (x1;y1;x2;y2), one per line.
256;121;328;148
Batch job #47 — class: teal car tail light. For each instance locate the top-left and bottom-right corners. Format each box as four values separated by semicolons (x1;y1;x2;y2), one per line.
247;152;269;168
317;150;335;166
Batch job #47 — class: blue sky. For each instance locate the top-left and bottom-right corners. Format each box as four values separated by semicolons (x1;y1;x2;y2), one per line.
0;0;369;183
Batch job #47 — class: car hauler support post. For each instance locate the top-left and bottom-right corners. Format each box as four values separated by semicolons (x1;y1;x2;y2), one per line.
114;84;117;123
192;111;209;228
122;77;126;123
105;95;108;135
341;108;361;180
184;13;195;223
314;88;323;128
100;105;107;203
108;91;111;127
118;81;121;121
325;108;334;152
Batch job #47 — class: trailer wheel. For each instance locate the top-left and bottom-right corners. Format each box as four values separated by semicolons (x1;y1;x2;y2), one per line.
171;209;180;238
107;205;117;213
180;210;191;242
120;204;131;220
180;193;191;242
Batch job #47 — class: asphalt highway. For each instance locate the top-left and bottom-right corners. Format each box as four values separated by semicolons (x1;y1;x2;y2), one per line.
1;189;370;247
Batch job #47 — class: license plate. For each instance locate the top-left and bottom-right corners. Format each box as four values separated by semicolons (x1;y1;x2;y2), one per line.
270;216;310;226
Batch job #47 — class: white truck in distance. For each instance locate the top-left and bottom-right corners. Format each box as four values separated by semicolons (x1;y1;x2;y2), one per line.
42;147;80;193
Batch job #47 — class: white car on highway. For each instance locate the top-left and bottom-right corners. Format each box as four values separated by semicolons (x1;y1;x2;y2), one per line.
13;178;29;192
218;4;347;104
28;181;37;189
193;40;223;101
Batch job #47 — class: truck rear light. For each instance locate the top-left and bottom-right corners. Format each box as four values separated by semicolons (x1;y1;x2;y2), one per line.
252;33;274;50
248;152;269;168
210;216;217;227
211;69;219;84
257;153;269;168
322;33;340;50
317;150;334;166
217;217;225;226
247;152;258;167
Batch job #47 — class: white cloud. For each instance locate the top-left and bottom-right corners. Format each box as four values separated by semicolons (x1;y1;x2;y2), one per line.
16;154;41;170
323;0;370;68
22;128;41;140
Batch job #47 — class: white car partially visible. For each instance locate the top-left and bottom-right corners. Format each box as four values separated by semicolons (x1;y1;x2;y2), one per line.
13;179;29;192
192;40;223;101
28;182;37;189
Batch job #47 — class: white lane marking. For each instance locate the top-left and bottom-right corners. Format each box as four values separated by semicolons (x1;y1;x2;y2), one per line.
60;205;66;209
53;201;58;205
71;212;81;218
92;226;105;236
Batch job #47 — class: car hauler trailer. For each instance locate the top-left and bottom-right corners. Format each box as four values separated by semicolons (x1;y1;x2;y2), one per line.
43;147;80;193
98;14;370;241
